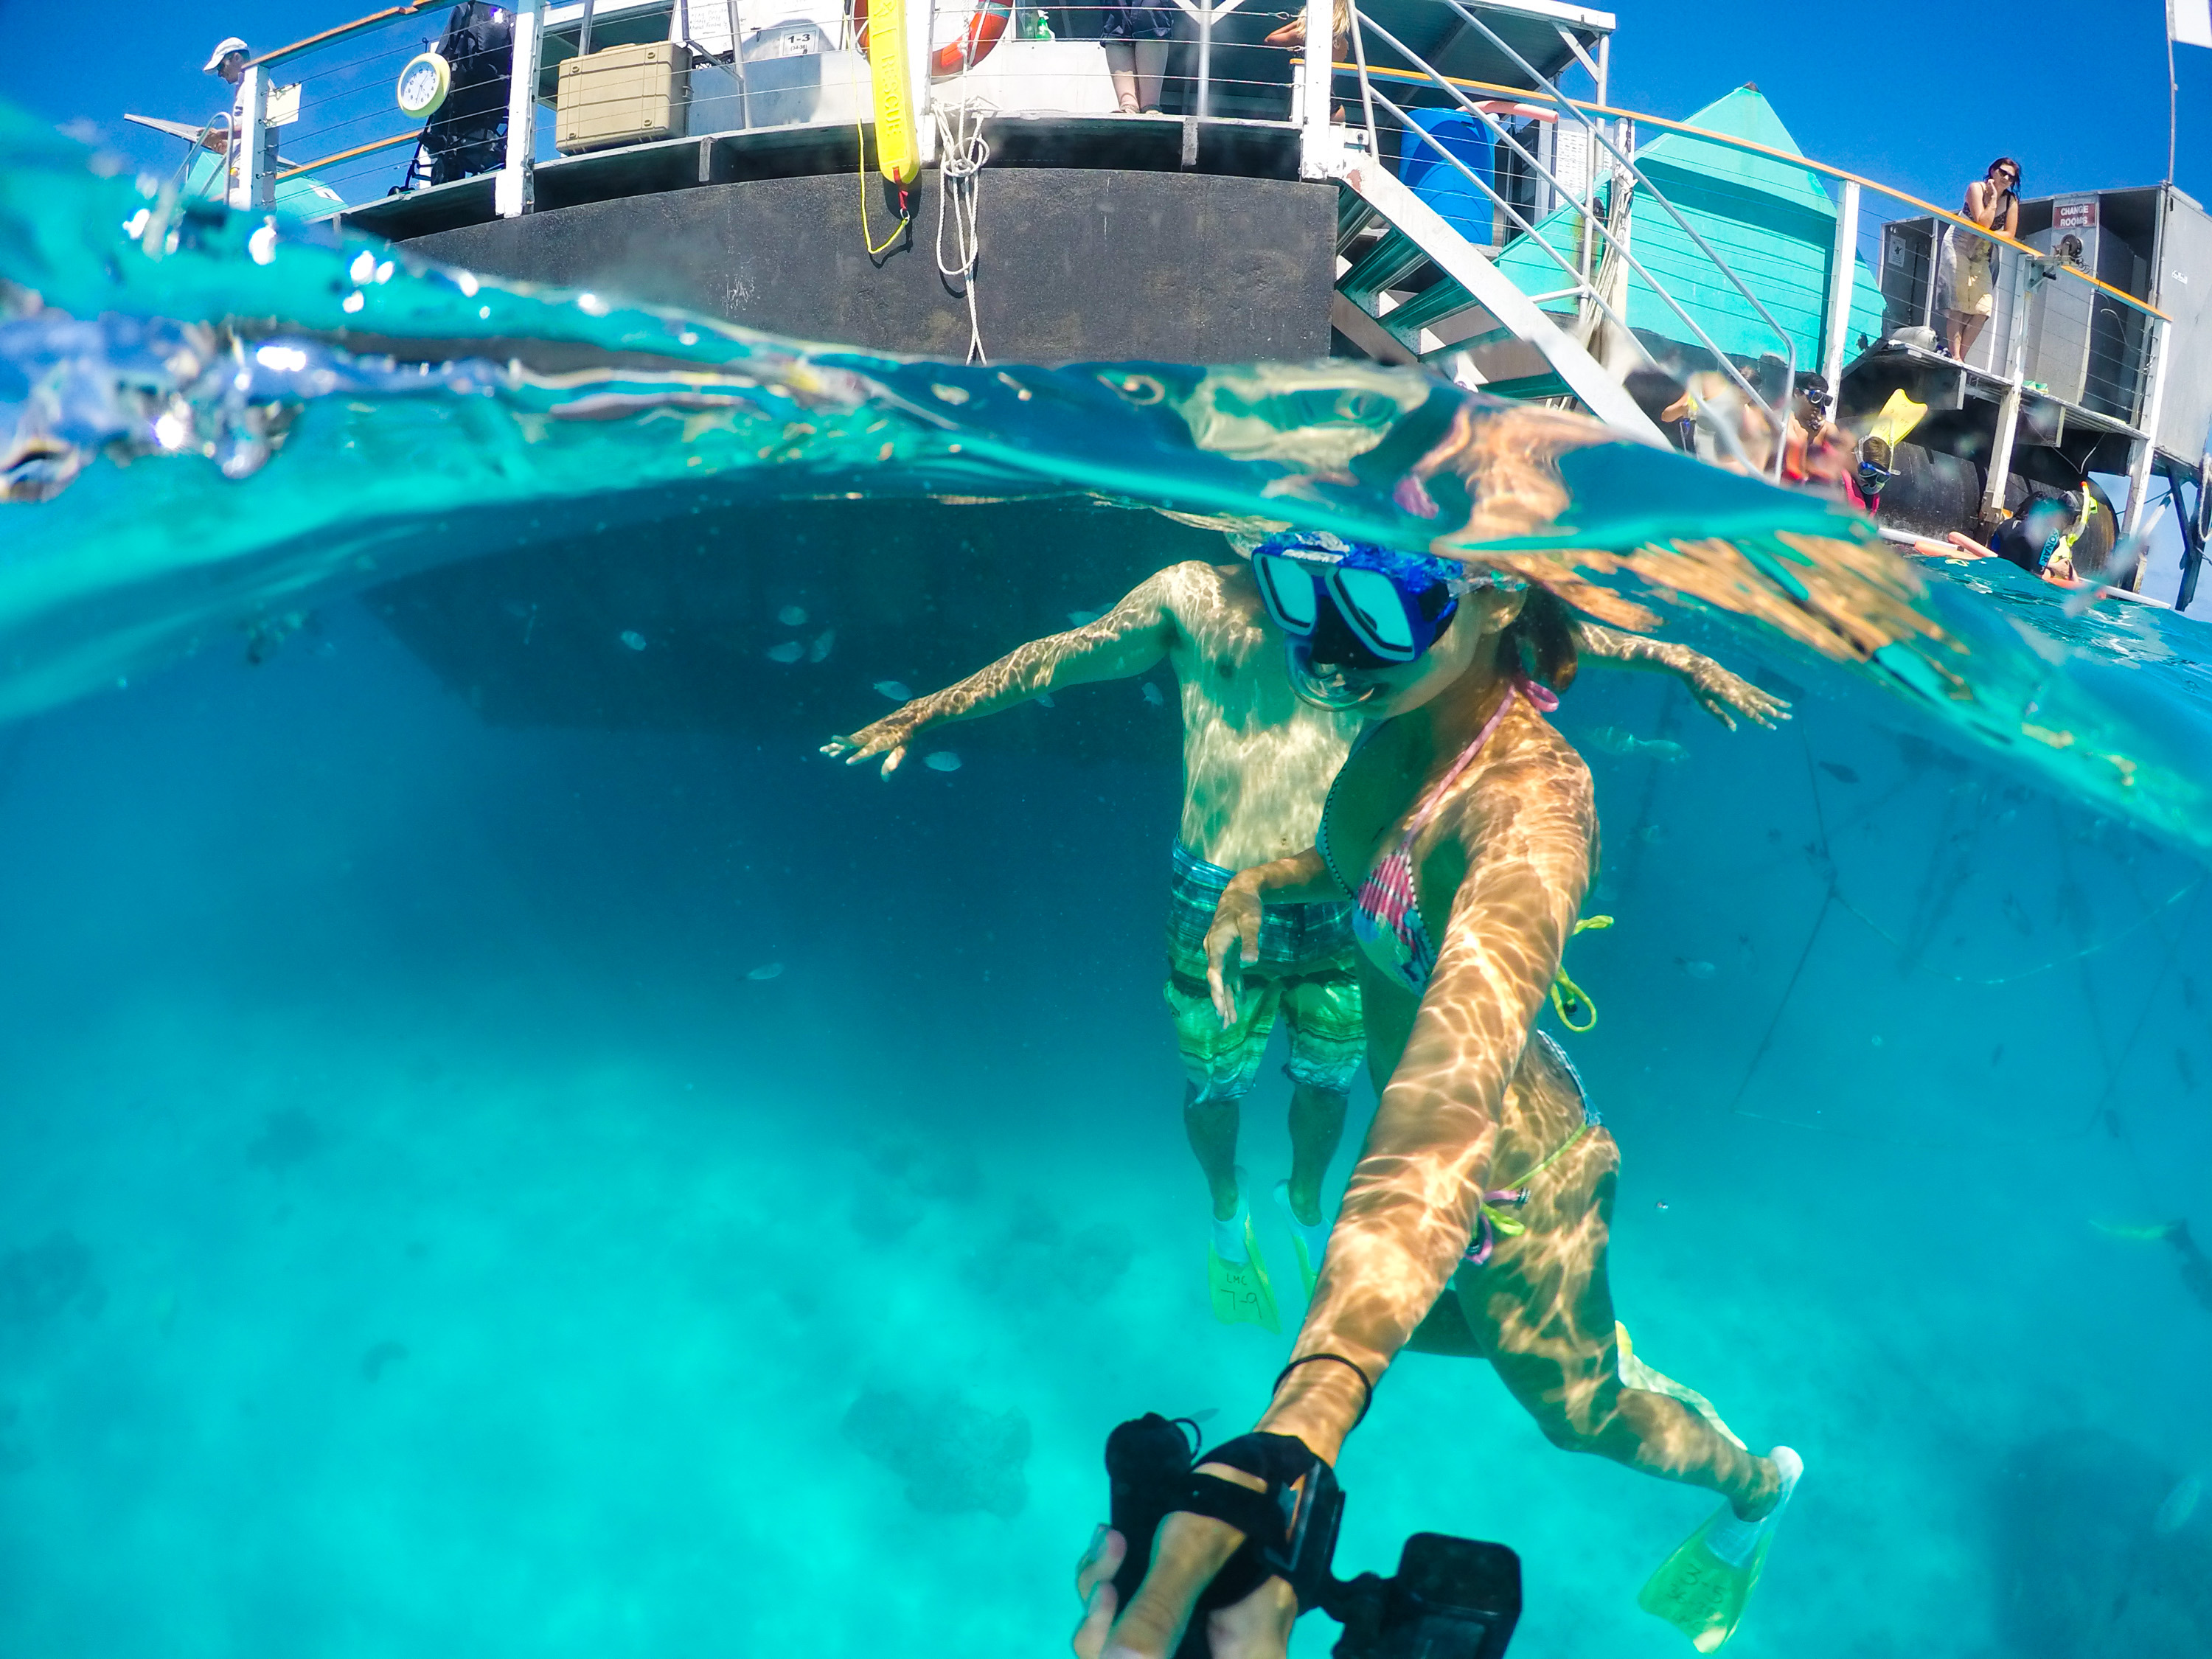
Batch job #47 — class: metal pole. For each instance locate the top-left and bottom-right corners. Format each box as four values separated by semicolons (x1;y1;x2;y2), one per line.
1197;0;1211;120
1296;0;1335;178
229;63;270;209
498;0;541;218
579;0;597;57
1980;249;2031;521
2123;316;2172;545
726;0;748;128
910;0;936;167
2169;24;2180;188
1821;177;1859;396
1921;222;1937;330
2172;462;2205;612
1349;3;1377;158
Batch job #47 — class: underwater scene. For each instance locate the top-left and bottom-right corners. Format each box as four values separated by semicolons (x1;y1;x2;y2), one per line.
6;103;2212;1659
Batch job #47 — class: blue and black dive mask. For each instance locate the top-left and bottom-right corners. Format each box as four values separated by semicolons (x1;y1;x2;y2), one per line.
1251;532;1498;707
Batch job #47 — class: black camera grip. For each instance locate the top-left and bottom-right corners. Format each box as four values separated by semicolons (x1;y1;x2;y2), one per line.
1104;1414;1220;1659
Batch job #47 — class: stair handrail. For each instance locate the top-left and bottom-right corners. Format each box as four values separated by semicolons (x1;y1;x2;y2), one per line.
1349;9;1778;471
1348;15;1637;353
1439;2;1797;395
1340;62;2166;327
1348;77;1610;337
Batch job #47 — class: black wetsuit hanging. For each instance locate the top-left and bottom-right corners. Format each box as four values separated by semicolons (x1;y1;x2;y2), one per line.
423;3;515;185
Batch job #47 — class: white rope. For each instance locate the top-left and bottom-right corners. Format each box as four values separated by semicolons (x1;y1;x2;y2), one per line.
932;63;993;366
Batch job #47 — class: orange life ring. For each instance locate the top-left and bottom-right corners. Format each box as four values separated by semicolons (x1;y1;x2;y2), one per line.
852;0;1009;77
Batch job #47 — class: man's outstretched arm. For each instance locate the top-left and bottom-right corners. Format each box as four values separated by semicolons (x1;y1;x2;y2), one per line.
1572;622;1790;731
823;566;1186;776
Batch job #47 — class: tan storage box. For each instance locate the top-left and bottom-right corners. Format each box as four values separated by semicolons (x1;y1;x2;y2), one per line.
556;42;690;155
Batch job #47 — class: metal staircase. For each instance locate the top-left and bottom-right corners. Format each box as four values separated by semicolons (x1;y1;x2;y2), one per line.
1326;158;1653;433
1293;0;1803;460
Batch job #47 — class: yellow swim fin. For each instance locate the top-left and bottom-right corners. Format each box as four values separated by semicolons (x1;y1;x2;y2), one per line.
1207;1180;1279;1332
1638;1447;1801;1652
1865;388;1927;450
1274;1180;1328;1296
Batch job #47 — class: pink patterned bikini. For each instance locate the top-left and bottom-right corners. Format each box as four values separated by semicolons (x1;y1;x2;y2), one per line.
1322;680;1559;997
1318;678;1590;1267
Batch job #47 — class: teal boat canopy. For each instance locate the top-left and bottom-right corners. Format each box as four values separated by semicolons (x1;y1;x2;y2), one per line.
1494;85;1887;375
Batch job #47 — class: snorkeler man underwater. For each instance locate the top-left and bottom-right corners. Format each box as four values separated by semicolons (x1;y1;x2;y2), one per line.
1075;529;1802;1659
825;541;1784;1334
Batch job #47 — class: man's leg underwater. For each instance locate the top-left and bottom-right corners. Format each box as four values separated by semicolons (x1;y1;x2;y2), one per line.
1284;1082;1348;1223
1181;1082;1242;1223
1165;950;1283;1332
1273;966;1364;1292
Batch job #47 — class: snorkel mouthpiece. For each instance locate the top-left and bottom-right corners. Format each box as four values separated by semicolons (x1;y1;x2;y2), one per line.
1288;644;1383;710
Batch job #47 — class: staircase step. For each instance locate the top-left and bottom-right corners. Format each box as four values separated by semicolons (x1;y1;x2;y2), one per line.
1381;276;1479;342
1335;188;1379;255
1338;230;1432;305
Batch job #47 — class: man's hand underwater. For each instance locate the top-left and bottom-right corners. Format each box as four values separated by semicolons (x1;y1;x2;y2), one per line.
1202;871;1267;1028
1074;1510;1298;1659
1686;664;1790;732
819;703;930;778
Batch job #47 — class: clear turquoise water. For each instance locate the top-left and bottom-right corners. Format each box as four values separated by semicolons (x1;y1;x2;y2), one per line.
5;106;2212;1657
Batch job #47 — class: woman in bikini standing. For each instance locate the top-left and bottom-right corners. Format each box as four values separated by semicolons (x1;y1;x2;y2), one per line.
1073;533;1801;1659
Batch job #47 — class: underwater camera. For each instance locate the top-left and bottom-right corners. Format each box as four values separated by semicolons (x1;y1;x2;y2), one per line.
1105;1413;1520;1659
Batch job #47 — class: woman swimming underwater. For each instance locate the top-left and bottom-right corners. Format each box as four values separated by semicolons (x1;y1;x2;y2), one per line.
1074;534;1801;1659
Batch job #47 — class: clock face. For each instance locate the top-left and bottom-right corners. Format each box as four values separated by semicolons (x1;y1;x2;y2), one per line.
397;53;449;116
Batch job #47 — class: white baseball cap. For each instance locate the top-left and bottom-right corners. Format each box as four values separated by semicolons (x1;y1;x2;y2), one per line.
203;37;250;73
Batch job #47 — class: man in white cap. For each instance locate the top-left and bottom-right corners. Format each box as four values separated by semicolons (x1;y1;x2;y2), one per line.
198;36;251;173
204;37;250;85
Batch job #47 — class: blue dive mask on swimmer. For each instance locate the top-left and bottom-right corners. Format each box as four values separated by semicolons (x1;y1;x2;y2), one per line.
1251;532;1475;665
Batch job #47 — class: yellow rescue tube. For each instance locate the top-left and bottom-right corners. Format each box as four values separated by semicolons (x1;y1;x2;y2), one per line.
865;0;920;185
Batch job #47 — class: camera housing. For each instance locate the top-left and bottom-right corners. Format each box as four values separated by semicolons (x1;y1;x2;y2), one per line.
1103;1413;1521;1659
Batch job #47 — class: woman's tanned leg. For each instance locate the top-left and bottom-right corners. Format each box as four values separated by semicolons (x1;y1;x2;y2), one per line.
1458;1138;1781;1519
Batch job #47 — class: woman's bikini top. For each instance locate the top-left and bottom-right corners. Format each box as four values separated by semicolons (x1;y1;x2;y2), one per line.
1320;679;1557;995
1321;679;1602;1265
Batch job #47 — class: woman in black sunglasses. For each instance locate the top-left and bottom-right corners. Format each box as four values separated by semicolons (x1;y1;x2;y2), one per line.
1942;156;2022;362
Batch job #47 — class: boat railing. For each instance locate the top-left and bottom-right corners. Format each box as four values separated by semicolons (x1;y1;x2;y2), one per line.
220;1;2183;537
1276;0;2173;535
226;1;1316;215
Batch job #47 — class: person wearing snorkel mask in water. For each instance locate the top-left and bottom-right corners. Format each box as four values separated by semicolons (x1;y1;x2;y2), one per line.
1071;537;1801;1659
825;539;1782;1337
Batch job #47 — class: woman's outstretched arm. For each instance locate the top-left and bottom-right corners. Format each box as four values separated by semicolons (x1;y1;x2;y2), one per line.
1259;748;1595;1463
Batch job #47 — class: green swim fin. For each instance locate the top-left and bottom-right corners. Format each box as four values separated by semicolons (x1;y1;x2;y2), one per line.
1274;1180;1328;1296
1638;1447;1801;1652
1207;1181;1279;1332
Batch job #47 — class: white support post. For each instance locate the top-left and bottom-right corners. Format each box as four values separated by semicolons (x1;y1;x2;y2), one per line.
909;0;937;167
1197;0;1212;120
1820;178;1859;395
228;63;272;210
1981;251;2031;521
1297;0;1336;179
498;0;542;218
2124;317;2171;546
